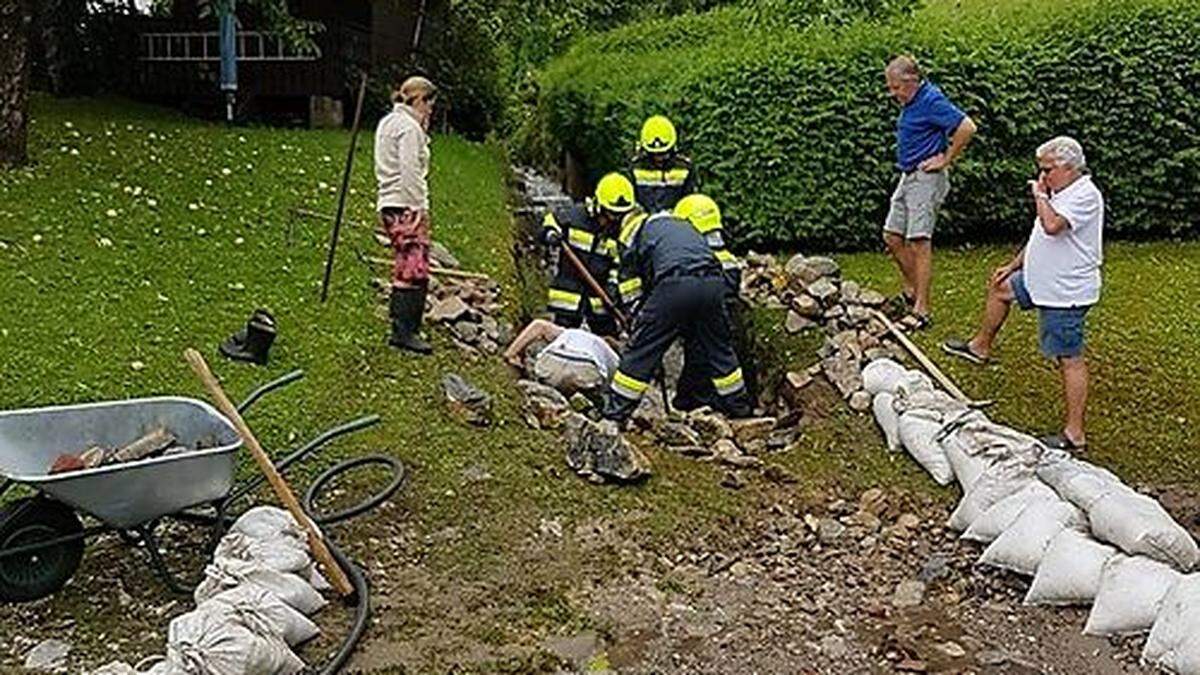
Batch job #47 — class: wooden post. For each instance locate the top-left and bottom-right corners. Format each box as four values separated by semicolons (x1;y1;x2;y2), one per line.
184;349;355;597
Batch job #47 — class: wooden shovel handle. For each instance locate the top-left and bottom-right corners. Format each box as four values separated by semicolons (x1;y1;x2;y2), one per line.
184;348;355;597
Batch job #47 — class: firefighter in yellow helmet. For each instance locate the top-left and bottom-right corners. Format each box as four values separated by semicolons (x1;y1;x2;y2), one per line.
597;181;751;421
630;115;697;214
671;193;756;411
538;174;635;336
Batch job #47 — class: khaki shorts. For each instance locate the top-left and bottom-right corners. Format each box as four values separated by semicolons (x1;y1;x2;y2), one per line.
883;170;950;240
533;353;606;395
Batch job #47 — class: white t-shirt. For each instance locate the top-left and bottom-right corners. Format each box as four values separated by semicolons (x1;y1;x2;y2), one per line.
1023;175;1104;308
539;329;619;380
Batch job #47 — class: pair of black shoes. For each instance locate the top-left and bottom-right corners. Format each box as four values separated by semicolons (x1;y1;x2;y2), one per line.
388;286;432;355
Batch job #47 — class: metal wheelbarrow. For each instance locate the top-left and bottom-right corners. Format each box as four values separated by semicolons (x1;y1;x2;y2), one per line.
0;370;384;603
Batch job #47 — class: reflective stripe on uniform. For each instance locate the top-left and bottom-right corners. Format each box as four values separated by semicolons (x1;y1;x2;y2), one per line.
714;249;740;270
713;368;745;396
618;277;643;303
589;296;608;314
567;228;595;251
633;168;663;186
619;213;648;247
664;168;690;185
633;167;690;187
603;239;619;260
704;231;726;247
547;288;582;312
611;370;650;400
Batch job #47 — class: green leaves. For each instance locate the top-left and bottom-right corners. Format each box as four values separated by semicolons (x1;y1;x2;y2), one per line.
528;0;1200;250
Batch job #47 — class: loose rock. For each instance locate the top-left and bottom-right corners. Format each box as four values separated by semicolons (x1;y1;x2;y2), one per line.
24;639;71;671
892;580;927;608
442;373;492;426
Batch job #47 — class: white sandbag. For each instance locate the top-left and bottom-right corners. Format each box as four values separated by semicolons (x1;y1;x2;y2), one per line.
897;410;954;485
894;370;934;398
1085;555;1183;636
195;558;327;615
1143;574;1200;674
1024;529;1118;606
230;506;308;544
1037;457;1130;510
941;433;991;492
201;585;320;647
215;532;311;576
947;457;1036;532
872;392;901;452
894;389;969;417
962;481;1060;543
979;499;1084;576
166;607;304;675
1089;491;1199;571
90;659;175;675
862;358;907;396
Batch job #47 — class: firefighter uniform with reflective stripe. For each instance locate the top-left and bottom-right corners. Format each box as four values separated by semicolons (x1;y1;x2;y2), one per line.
630;153;697;214
542;203;620;336
603;212;751;422
673;204;754;410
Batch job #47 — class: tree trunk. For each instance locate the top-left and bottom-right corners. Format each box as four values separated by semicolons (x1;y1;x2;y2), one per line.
0;0;32;168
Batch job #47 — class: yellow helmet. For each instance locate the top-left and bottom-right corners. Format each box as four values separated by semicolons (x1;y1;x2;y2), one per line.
594;173;636;213
640;115;677;154
674;193;721;233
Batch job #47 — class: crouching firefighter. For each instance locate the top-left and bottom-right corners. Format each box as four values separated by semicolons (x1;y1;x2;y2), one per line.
630;115;697;214
596;173;752;422
672;193;757;408
540;178;624;337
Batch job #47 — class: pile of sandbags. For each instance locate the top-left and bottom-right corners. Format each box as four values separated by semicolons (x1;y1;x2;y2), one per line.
864;355;1200;674
89;507;327;675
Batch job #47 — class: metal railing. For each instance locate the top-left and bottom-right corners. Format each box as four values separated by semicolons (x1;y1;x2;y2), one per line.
139;31;318;62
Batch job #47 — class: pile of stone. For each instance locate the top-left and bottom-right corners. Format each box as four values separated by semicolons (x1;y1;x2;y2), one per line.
741;252;906;415
424;274;513;355
371;236;514;355
652;408;800;470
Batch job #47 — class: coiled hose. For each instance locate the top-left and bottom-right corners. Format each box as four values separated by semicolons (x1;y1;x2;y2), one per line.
303;454;407;675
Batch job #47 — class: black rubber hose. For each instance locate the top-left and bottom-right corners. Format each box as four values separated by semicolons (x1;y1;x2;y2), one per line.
314;540;370;675
302;453;406;675
303;455;407;525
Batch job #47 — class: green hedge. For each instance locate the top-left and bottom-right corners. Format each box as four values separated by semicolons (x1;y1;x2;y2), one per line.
524;0;1200;249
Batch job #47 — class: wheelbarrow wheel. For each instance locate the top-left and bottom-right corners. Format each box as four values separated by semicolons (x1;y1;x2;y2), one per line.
0;498;85;603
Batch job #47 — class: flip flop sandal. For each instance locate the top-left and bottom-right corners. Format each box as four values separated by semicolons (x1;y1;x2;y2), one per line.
899;313;933;331
941;339;988;365
1040;433;1088;454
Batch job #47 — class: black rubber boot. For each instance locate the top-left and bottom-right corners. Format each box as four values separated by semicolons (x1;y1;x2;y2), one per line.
219;309;276;365
388;287;432;354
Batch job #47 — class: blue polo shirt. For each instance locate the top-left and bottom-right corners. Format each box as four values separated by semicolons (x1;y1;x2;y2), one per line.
896;81;966;172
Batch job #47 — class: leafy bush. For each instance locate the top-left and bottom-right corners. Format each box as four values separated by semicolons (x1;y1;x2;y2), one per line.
526;0;1200;249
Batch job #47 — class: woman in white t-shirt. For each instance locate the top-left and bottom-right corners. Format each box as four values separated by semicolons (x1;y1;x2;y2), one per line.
942;136;1103;453
503;319;619;394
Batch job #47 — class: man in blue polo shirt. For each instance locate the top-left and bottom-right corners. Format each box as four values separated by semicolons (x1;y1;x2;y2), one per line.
883;55;977;329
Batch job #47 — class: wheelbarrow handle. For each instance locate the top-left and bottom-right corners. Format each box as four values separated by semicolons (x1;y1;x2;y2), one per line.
237;370;305;414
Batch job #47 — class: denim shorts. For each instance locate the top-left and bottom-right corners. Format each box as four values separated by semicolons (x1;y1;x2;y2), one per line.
1009;271;1091;359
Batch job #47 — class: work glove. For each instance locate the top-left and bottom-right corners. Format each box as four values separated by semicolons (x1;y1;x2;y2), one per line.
542;228;562;246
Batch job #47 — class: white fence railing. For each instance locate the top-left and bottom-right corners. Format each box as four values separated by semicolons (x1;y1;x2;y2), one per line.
139;31;317;62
